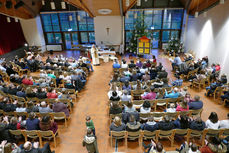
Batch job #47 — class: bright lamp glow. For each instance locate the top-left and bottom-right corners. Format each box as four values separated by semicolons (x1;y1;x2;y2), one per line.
137;0;141;6
69;15;72;21
68;28;72;31
6;17;11;23
24;43;28;47
50;2;55;10
61;1;66;9
220;0;224;4
195;12;199;18
15;18;18;22
125;0;129;7
42;0;45;5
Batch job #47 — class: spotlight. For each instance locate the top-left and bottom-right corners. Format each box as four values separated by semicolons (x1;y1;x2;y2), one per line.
50;2;55;10
24;43;28;47
14;1;24;9
61;1;66;9
5;0;12;9
137;0;141;6
42;0;45;5
69;15;72;21
126;0;129;7
68;28;72;31
15;18;19;22
7;17;11;23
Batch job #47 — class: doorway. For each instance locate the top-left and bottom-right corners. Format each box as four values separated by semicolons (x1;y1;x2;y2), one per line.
64;32;79;50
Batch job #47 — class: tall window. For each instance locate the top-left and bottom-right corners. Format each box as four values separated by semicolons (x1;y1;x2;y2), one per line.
41;11;95;48
125;8;183;48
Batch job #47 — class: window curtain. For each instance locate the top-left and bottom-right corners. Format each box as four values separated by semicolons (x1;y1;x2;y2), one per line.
0;14;26;55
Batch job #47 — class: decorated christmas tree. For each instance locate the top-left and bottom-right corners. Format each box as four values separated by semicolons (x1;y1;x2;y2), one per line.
126;13;150;54
166;37;184;55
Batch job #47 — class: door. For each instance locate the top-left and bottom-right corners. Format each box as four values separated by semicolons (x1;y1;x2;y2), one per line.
152;30;160;49
64;32;79;50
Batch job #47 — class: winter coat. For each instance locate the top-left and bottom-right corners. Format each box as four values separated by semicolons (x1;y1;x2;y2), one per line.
82;135;99;153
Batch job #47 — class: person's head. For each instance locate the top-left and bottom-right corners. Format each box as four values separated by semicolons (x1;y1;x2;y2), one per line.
41;115;51;123
17;103;24;108
190;143;198;152
129;114;136;122
10;117;18;124
185;92;191;98
24;141;32;151
29;112;36;120
169;103;175;109
150;86;155;92
4;143;13;153
181;100;188;109
113;116;122;127
155;142;163;152
124;81;129;86
208;112;219;123
41;101;47;108
123;90;128;95
152;55;156;59
127;101;133;108
174;87;179;93
194;95;200;102
195;117;203;123
143;100;151;109
27;101;34;108
163;115;170;122
112;91;118;97
86;128;93;136
130;60;134;64
86;116;91;122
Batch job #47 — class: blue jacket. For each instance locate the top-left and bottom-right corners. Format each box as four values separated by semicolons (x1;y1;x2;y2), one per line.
164;91;180;98
113;63;121;68
26;118;40;130
188;101;203;110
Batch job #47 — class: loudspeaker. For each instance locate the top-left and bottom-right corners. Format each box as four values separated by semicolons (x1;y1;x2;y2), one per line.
5;1;12;9
14;1;24;9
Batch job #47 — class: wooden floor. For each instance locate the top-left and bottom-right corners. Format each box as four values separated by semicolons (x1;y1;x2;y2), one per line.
45;50;229;153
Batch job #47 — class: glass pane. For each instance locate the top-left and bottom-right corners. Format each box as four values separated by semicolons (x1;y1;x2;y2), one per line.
64;33;72;49
171;31;179;39
89;32;95;43
125;11;134;30
54;33;62;43
69;12;78;31
144;10;152;30
72;33;79;45
41;14;52;32
162;31;170;42
171;9;183;29
59;13;71;31
80;32;88;43
88;24;94;31
51;14;60;32
47;33;55;43
125;31;132;43
152;10;162;29
163;10;172;29
78;11;87;31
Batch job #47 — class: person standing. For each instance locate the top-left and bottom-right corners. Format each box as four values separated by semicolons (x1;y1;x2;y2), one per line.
90;45;100;66
82;128;99;153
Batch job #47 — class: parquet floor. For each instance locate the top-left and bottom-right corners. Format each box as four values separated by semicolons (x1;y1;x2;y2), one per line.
44;50;228;153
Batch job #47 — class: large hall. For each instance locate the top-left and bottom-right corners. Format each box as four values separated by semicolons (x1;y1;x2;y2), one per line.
0;0;229;153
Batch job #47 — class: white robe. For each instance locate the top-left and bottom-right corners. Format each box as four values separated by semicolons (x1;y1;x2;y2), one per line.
91;47;100;65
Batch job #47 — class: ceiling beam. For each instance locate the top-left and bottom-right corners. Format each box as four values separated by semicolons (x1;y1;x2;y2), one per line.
190;0;218;15
124;0;137;14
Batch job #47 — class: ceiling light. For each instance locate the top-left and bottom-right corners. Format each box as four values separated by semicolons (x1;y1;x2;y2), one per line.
42;0;45;5
137;0;141;6
69;15;72;21
7;17;11;23
15;18;19;22
77;15;80;21
203;12;207;17
50;2;55;10
24;43;28;46
145;0;147;1
195;12;199;18
98;9;112;15
126;0;129;7
61;1;66;9
220;0;224;4
68;28;72;31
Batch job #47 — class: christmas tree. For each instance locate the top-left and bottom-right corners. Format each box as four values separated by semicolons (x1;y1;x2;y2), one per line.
126;13;150;54
166;37;184;56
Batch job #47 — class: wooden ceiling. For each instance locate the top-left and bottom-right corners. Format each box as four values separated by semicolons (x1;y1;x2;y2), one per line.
0;0;224;19
0;0;42;19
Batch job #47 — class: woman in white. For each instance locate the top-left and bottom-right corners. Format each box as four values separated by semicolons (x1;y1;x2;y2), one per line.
121;60;128;69
205;112;220;129
90;45;100;65
62;72;71;81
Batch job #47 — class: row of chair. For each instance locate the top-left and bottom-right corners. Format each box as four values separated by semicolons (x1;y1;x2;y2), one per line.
10;129;58;147
110;128;229;148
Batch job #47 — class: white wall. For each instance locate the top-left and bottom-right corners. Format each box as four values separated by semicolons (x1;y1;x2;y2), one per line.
20;15;46;52
94;16;123;46
185;0;229;75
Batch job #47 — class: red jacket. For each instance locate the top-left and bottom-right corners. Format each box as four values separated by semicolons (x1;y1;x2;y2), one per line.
47;92;58;99
22;78;33;85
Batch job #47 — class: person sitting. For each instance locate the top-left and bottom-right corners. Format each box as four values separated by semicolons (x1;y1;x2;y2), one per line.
188;95;203;110
39;101;53;113
176;100;189;112
178;142;201;153
130;71;139;82
142;117;158;131
142;71;150;82
219;113;229;129
140;64;148;74
109;116;126;132
190;117;206;131
39;115;58;134
136;58;143;68
156;62;163;72
26;101;39;113
109;101;122;115
141;86;156;100
119;73;130;83
174;115;190;129
120;90;131;102
22;76;33;85
16;103;26;112
21;141;54;153
172;54;182;70
179;87;188;97
109;91;120;101
140;100;151;114
157;68;168;79
128;60;136;68
206;112;220;129
143;140;166;153
121;60;128;69
113;59;121;68
157;115;175;131
124;101;136;113
221;88;229;107
126;114;141;132
47;70;56;79
3;98;16;112
200;137;227;153
132;80;142;90
53;100;70;117
36;88;47;99
171;76;183;87
65;80;75;89
46;88;58;99
164;87;180;98
16;86;26;98
206;79;222;97
122;81;131;94
26;112;40;130
152;79;164;88
165;103;176;113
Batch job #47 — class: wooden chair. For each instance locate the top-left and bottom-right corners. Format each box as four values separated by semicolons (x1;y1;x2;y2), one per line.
3;111;15;116
152;112;165;122
22;130;40;142
220;129;229;138
189;108;203;117
39;130;58;148
53;112;68;127
166;112;178;120
27;97;38;103
14;112;28;118
9;130;24;140
187;129;203;146
158;130;175;147
110;131;127;147
154;99;167;111
142;130;158;142
213;87;223;100
174;129;189;143
127;131;142;146
131;90;144;100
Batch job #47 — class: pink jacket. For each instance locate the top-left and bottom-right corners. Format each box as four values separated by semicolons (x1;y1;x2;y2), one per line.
176;105;189;111
141;92;156;100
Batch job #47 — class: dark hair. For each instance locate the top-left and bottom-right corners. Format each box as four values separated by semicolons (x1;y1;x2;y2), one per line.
127;101;133;108
190;143;198;152
143;100;151;108
129;114;136;122
227;113;229;119
208;112;219;123
29;112;36;120
41;115;51;123
86;116;91;121
156;142;163;152
180;115;189;129
150;86;155;92
112;91;117;97
209;136;221;145
194;95;200;101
